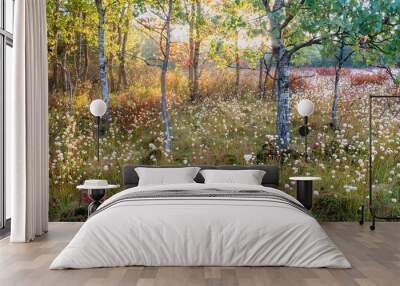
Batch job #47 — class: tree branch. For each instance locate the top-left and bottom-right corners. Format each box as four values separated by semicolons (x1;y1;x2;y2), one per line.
374;64;397;83
159;22;167;58
132;55;162;67
134;18;163;32
262;0;271;13
280;14;294;30
225;64;257;71
342;50;354;63
287;37;321;57
280;0;305;30
154;0;167;17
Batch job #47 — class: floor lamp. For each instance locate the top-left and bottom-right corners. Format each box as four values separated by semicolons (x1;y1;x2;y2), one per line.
85;99;108;215
90;99;107;162
297;99;315;162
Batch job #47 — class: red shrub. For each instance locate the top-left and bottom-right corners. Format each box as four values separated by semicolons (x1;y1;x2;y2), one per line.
315;67;350;76
350;72;388;86
264;74;309;92
289;74;309;92
316;67;336;76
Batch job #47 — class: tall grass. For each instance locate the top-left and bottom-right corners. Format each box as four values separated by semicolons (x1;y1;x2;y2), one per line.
48;66;400;221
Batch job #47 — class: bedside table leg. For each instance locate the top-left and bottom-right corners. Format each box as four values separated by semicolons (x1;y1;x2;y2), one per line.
297;181;313;210
87;189;106;216
88;201;102;216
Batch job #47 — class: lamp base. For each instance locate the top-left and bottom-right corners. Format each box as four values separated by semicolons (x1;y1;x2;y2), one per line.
298;125;310;136
87;189;106;216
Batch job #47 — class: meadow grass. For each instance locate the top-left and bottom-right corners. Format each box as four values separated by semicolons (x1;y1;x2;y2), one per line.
49;66;400;221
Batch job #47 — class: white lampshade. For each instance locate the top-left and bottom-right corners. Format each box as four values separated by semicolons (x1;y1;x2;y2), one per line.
90;99;107;117
297;99;315;117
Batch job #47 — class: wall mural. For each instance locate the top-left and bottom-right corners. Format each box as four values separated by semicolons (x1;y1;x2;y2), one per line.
47;0;400;221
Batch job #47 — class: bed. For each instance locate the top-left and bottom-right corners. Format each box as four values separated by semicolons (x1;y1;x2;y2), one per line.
50;165;351;269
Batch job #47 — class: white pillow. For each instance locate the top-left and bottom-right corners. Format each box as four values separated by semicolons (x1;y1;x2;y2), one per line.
135;167;201;186
200;169;266;185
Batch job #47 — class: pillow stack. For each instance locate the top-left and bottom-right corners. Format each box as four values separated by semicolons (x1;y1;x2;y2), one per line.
135;167;266;186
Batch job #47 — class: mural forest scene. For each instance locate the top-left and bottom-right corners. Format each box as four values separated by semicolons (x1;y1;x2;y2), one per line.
47;0;400;221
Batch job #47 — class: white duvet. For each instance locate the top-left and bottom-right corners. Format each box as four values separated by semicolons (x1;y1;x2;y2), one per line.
50;183;351;269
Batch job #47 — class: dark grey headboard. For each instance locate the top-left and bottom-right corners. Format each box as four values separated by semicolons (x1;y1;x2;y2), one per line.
123;165;280;189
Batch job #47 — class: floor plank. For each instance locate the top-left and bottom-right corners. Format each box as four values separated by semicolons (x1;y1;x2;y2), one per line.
0;222;399;286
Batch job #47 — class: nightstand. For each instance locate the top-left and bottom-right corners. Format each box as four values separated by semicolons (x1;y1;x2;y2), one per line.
77;181;119;216
289;176;321;210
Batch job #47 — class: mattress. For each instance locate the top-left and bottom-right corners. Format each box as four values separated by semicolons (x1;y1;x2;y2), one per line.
50;183;351;269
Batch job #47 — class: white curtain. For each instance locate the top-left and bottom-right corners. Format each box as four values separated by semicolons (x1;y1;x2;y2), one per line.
8;0;49;242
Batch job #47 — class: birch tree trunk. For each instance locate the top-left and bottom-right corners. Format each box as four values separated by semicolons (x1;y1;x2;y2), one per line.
262;55;273;98
258;57;264;98
332;40;350;130
332;65;341;130
267;0;290;149
82;13;89;82
95;0;109;106
83;36;89;82
75;33;82;86
108;54;115;93
235;29;240;97
52;0;60;90
75;11;83;88
188;0;195;100
64;54;74;110
118;30;129;89
276;55;291;149
118;4;130;90
161;0;173;153
192;0;201;103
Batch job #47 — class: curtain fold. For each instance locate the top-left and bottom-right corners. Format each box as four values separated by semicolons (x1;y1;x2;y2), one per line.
9;0;49;242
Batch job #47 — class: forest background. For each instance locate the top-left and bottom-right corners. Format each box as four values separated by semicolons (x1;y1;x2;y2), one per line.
46;0;400;221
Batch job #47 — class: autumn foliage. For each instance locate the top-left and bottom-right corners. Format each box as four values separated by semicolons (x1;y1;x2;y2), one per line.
289;74;309;92
350;72;387;86
264;73;309;92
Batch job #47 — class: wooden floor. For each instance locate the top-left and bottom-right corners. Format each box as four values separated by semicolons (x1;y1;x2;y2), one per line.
0;222;399;286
